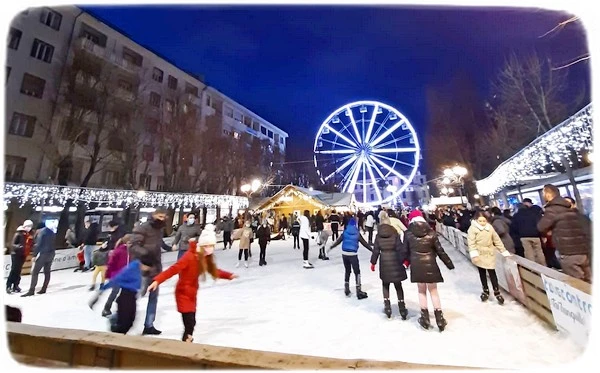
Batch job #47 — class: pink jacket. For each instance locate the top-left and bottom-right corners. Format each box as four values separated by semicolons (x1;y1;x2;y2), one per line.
106;243;129;280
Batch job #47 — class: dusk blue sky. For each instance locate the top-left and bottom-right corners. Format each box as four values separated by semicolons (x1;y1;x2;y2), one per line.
82;5;590;169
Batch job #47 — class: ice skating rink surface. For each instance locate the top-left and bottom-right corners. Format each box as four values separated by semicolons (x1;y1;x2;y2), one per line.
5;235;585;369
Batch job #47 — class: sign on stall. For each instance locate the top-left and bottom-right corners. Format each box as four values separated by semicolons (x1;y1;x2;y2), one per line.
3;248;80;278
541;274;592;348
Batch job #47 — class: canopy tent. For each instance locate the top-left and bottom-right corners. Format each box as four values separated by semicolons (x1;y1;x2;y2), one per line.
254;185;356;216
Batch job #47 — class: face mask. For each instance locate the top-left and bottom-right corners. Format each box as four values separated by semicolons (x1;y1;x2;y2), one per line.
151;218;166;229
187;218;195;225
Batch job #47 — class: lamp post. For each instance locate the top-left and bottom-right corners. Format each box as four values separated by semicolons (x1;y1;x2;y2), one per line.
441;165;468;206
241;179;262;198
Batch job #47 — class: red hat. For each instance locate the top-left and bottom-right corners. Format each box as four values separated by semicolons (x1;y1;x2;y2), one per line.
408;209;423;222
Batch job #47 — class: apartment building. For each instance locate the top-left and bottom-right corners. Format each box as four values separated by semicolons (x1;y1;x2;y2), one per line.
5;6;288;192
354;170;430;208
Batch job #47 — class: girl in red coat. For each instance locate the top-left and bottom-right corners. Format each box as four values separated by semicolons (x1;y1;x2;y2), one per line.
147;224;236;342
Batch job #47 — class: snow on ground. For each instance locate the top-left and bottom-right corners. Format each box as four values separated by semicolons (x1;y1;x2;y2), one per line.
5;234;584;369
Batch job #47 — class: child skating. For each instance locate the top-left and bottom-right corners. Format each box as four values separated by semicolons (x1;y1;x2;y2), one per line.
90;244;110;291
147;225;237;342
404;210;454;331
101;234;131;317
317;223;331;261
237;221;253;268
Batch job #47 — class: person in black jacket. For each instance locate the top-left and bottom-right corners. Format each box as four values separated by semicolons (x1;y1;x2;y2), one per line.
105;221;126;251
328;210;341;241
512;198;544;266
291;219;300;249
80;218;100;272
404;213;454;331
370;213;408;319
315;211;325;238
21;221;57;297
7;220;34;294
256;221;271;266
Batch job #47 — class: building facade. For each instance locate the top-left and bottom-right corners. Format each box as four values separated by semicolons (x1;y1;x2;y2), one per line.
352;170;430;208
5;6;287;193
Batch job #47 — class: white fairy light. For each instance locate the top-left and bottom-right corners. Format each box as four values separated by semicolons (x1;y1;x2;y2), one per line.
476;104;593;196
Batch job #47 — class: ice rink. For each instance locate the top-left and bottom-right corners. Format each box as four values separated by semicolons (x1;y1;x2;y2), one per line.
4;235;584;369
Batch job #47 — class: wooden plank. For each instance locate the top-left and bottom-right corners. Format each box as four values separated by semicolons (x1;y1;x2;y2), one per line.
522;280;551;310
518;266;546;290
526;300;557;328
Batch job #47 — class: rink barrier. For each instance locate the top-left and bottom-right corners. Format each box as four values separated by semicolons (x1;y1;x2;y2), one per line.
6;322;471;369
436;224;591;330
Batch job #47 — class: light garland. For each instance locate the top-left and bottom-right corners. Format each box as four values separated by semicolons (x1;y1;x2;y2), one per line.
476;104;593;196
3;182;249;211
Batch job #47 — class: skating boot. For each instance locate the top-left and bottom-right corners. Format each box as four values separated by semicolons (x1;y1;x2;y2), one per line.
494;289;505;305
21;291;34;297
244;262;249;268
480;289;490;302
235;261;241;268
6;287;12;295
37;288;47;295
344;282;351;297
102;309;112;317
89;285;96;291
356;285;368;300
303;260;314;269
318;249;323;260
434;309;447;332
142;326;162;336
418;309;431;330
13;286;21;293
383;299;392;318
398;300;408;320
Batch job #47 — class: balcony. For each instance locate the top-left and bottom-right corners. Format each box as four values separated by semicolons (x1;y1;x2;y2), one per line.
108;53;141;75
184;93;201;106
77;38;106;59
114;88;135;102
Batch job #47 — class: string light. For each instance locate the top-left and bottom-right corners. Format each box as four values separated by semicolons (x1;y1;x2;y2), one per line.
476;104;593;196
3;182;248;211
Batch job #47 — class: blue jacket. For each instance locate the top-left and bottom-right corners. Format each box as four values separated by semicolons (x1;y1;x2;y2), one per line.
330;221;372;254
33;228;56;256
101;260;142;292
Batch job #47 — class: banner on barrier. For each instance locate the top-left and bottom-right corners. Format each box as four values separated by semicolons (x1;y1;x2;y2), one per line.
4;248;81;278
495;254;527;304
541;274;591;348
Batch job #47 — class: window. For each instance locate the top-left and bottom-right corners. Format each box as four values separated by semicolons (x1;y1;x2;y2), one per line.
107;134;124;151
8;28;22;50
243;116;252;127
31;39;54;63
274;133;280;143
143;145;155;162
79;24;107;47
9;112;36;137
104;170;121;186
206;95;212;107
223;129;230;136
165;99;174;113
168;75;177;90
252;121;260;131
233;111;242;122
185;83;198;97
139;174;152;190
260;126;267;135
152;67;164;83
233;131;240;140
118;79;133;92
122;47;143;67
280;137;284;144
156;176;165;191
20;73;46;98
147;118;159;133
149;92;161;107
40;8;62;30
224;106;233;118
5;156;26;181
160;147;171;164
268;130;274;139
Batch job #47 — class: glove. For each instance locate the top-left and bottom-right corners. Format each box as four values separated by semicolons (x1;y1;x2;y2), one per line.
469;250;480;259
501;251;511;257
403;260;410;269
370;264;375;272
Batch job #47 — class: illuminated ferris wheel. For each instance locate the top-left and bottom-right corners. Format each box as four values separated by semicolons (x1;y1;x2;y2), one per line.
313;101;421;207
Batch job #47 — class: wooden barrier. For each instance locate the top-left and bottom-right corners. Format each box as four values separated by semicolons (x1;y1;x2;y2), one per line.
6;322;471;369
436;224;591;331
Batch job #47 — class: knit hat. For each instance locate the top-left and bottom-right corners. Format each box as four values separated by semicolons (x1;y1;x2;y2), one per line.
16;225;25;232
23;220;34;228
408;209;424;223
197;224;217;254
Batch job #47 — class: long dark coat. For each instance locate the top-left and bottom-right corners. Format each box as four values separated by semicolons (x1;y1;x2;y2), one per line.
370;224;408;283
404;221;454;283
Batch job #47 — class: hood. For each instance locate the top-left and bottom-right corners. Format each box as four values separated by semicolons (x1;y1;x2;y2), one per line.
546;197;571;209
409;221;431;238
491;215;511;225
377;223;397;239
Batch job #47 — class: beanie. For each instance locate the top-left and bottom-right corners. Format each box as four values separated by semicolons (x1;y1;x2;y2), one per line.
408;209;424;223
197;224;217;254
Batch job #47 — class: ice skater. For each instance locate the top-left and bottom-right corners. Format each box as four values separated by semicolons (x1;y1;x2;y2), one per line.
101;234;131;317
329;218;372;299
148;225;236;342
237;221;253;268
256;220;271;266
467;211;511;304
370;212;409;319
291;219;300;249
299;210;314;268
90;244;110;291
404;210;454;331
317;223;331;261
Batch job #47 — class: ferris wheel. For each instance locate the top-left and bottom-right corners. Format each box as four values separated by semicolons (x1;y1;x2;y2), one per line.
313;100;421;207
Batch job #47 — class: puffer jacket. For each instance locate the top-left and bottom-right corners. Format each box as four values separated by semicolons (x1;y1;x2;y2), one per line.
404;221;454;283
130;221;166;277
256;225;271;246
512;205;542;238
467;221;509;270
537;197;591;256
371;224;408;283
490;215;515;254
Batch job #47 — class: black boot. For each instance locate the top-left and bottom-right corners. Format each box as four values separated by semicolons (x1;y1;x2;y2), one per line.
21;291;35;297
383;299;392;318
6;287;12;295
344;282;351;297
356;286;368;300
142;326;162;335
418;309;430;330
494;289;505;305
13;286;21;293
480;289;490;302
318;249;323;260
398;300;408;320
434;309;447;332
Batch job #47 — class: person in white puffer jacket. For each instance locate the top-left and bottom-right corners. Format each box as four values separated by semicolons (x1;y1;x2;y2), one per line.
299;210;313;269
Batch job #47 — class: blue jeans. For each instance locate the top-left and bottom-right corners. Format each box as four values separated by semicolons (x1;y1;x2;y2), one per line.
142;277;159;328
177;249;186;260
84;245;94;268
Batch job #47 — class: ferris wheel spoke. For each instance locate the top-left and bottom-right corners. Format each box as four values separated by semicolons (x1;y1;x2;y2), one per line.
324;154;358;181
368;112;390;145
345;107;363;145
372;147;417;154
346;158;363;194
370;120;406;148
371;155;410;184
366;156;387;181
315;149;356;155
324;125;358;148
374;134;412;149
365;161;383;202
370;152;415;168
364;104;379;144
319;138;356;151
340;160;360;192
362;161;367;203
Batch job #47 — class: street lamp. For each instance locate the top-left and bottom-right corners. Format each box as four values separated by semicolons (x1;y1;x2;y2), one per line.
241;179;262;198
441;165;468;206
441;187;449;195
442;177;451;185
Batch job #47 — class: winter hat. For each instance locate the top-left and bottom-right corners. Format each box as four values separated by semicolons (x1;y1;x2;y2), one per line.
23;220;34;228
197;224;217;252
16;225;25;232
379;211;390;225
408;209;423;222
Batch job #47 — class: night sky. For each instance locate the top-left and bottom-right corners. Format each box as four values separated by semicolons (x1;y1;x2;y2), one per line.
82;5;589;171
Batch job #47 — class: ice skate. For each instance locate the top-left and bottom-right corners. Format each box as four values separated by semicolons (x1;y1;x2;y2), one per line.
344;282;351;297
434;309;447;332
494;289;505;305
398;300;408;320
244;262;249;268
13;286;21;293
480;289;489;302
235;261;240;268
6;287;12;295
142;326;162;336
303;260;314;269
318;250;323;260
356;285;368;300
102;309;112;317
418;309;431;330
21;291;34;297
89;285;96;291
383;299;392;318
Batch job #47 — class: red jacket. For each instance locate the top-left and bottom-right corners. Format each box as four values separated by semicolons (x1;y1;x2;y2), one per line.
153;242;234;313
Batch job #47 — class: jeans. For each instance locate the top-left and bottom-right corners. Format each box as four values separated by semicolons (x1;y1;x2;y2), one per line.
343;254;361;283
293;235;299;248
366;227;374;244
177;249;186;260
142;277;159;328
28;252;55;293
84;245;95;268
